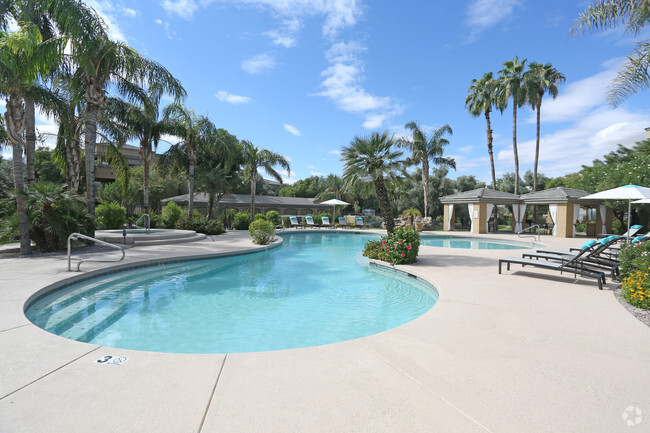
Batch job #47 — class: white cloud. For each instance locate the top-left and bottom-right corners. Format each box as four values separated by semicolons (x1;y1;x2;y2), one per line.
306;164;317;169
155;19;179;40
283;124;301;136
123;8;139;17
317;42;402;129
161;0;199;20
264;18;302;47
464;0;521;43
215;90;252;104
310;170;324;176
328;149;342;156
457;145;474;154
242;53;276;74
84;0;129;42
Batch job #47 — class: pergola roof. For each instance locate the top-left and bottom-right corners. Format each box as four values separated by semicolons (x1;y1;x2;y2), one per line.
519;187;599;205
439;188;522;205
162;193;331;209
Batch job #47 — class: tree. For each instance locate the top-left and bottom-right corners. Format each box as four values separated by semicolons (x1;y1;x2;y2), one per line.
161;104;210;217
73;36;185;215
499;56;527;195
240;140;290;219
572;0;650;105
401;122;455;218
0;24;64;255
466;72;502;189
341;130;405;234
524;62;565;192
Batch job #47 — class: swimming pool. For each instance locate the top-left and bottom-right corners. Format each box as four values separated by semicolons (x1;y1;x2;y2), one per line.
26;232;437;354
419;234;532;249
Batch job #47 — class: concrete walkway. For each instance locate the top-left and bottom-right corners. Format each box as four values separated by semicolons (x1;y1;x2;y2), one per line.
0;230;648;433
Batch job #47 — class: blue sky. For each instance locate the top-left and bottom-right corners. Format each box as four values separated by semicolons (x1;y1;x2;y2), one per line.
7;0;650;185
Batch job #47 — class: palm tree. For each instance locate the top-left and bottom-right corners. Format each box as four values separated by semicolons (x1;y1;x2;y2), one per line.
401;122;455;218
240;140;291;218
0;24;65;255
341;130;405;234
466;72;503;189
499;56;527;195
524;62;565;192
572;0;650;105
73;36;186;215
162;104;210;217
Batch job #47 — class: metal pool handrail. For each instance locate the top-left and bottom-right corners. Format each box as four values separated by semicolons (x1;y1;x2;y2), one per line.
517;224;541;242
67;233;126;272
135;213;150;233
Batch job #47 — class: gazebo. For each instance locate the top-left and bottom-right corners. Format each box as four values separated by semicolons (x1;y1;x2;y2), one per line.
440;188;522;234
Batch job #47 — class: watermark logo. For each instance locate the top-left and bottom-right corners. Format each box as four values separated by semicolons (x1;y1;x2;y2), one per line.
622;406;643;427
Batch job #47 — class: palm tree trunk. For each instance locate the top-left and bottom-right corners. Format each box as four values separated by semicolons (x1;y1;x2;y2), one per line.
421;159;430;218
84;102;99;216
512;102;519;195
533;98;542;192
374;174;394;234
485;109;497;190
24;97;36;185
141;140;151;214
188;139;196;217
69;122;81;192
208;192;215;219
250;171;257;219
5;96;32;255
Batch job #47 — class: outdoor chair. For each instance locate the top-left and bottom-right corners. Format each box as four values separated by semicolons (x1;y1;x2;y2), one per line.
355;217;367;229
338;217;349;229
305;216;319;229
499;246;607;290
597;224;642;239
321;216;333;228
289;216;305;229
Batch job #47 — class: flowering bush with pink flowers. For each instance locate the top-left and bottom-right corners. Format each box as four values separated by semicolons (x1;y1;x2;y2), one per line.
362;226;420;265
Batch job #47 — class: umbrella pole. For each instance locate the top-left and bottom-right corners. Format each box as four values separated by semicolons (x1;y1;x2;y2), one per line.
627;199;632;241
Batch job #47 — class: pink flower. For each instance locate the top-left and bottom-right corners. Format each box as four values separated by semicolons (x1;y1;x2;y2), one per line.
398;241;402;244
400;253;405;257
387;249;390;253
407;245;412;250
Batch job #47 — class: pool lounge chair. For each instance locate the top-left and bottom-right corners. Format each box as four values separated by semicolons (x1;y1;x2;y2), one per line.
597;224;642;239
321;216;333;228
499;247;607;290
290;216;305;229
355;217;367;229
305;215;319;229
338;217;349;229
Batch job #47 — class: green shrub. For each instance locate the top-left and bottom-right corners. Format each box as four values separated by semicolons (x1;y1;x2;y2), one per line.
233;212;251;230
175;216;225;235
254;213;267;220
161;201;183;228
620;240;650;280
96;201;126;229
282;216;291;227
248;219;275;245
362;226;420;265
265;210;282;226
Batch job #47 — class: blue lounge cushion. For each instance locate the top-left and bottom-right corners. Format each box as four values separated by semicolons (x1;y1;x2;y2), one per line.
580;240;597;249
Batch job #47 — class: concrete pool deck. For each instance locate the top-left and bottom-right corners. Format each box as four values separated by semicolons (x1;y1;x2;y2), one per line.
1;230;649;432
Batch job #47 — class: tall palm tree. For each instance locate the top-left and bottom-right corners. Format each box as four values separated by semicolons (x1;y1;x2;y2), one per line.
240;140;290;218
0;24;65;255
572;0;650;105
401;122;455;218
162;104;210;217
499;56;527;195
73;36;186;215
341;130;405;234
465;72;503;190
524;62;565;192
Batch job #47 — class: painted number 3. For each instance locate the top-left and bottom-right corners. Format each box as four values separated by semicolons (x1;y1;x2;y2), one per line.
95;355;128;365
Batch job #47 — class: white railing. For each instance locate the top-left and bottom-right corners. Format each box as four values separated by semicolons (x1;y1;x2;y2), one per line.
135;213;150;233
67;233;126;272
517;224;541;242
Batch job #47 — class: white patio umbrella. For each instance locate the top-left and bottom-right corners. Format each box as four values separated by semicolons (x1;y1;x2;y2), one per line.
318;198;350;220
581;184;650;239
633;198;650;204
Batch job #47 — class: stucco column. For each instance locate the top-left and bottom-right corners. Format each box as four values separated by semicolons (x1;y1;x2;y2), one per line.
443;204;455;231
472;203;488;234
555;203;576;238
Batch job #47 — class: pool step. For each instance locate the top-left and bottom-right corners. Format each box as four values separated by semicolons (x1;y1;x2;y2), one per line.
94;229;207;247
133;233;206;246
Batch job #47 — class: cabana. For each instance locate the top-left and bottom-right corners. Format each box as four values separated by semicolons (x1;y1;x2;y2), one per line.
520;187;610;237
440;188;522;234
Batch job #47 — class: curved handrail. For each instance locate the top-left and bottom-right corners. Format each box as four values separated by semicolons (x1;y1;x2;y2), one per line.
67;233;126;272
135;213;150;233
517;224;541;242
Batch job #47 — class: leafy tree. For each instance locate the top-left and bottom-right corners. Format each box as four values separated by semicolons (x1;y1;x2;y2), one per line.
524;62;565;192
572;0;650;105
466;72;502;189
35;147;64;183
499;56;527;195
341;130;405;234
240;140;290;219
278;176;323;198
455;175;486;192
401;121;455;218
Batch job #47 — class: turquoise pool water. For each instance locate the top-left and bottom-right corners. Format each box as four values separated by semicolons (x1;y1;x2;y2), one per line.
419;235;530;249
26;232;437;354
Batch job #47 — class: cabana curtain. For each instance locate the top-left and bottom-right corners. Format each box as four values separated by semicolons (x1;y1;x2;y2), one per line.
549;204;558;236
599;205;607;235
513;204;526;233
447;204;454;230
485;204;494;232
467;204;474;232
572;205;581;237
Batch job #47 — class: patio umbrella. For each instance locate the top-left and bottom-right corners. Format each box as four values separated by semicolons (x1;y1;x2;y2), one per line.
633;198;650;204
319;198;350;219
581;184;650;239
